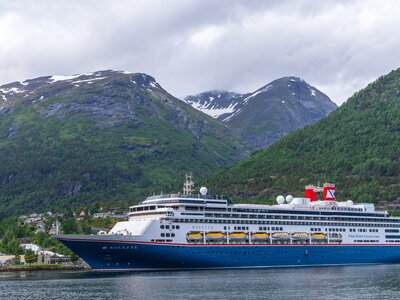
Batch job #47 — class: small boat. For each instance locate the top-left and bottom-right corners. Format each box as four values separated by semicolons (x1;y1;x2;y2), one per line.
311;233;327;239
251;232;270;242
292;232;309;239
229;232;247;240
272;232;290;239
206;232;225;239
186;232;203;240
251;232;270;240
329;233;343;242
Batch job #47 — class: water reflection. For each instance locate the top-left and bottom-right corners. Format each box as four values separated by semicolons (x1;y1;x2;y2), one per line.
1;265;400;299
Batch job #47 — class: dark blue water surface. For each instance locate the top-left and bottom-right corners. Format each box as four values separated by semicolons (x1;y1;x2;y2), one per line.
1;265;400;299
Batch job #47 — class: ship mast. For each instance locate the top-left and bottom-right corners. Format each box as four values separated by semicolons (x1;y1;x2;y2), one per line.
183;173;194;195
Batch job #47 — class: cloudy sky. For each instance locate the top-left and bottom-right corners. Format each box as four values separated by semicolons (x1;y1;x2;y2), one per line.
1;0;400;105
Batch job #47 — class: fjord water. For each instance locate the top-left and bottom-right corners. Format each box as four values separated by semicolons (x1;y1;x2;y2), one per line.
1;265;400;299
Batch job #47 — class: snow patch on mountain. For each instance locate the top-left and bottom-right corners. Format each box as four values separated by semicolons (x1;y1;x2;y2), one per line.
149;81;160;89
0;87;25;94
308;86;317;96
190;101;238;118
50;74;82;82
49;72;104;83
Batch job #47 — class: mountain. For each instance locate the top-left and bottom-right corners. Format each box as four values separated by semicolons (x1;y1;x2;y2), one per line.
184;90;243;120
184;77;337;148
208;68;400;206
0;70;247;216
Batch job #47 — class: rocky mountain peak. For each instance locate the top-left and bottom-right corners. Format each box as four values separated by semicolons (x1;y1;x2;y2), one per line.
184;77;337;148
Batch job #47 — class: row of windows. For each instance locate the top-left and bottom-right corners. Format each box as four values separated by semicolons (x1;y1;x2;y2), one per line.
385;235;400;239
201;213;398;224
130;205;157;212
160;225;180;230
327;228;346;232
350;228;378;233
231;226;249;231
132;205;389;220
181;213;204;216
231;208;368;215
184;206;385;217
168;218;400;228
130;211;166;217
160;233;176;238
259;227;283;231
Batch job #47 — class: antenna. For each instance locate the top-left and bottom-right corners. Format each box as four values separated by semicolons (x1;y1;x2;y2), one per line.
183;172;194;195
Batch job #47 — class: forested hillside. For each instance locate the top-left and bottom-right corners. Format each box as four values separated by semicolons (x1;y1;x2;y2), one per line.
0;70;246;216
210;69;400;205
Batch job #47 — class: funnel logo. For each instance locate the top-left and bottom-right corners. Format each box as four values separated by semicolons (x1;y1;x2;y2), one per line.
326;189;335;199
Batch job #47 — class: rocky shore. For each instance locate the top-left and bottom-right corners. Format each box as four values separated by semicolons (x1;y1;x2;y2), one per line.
0;264;88;272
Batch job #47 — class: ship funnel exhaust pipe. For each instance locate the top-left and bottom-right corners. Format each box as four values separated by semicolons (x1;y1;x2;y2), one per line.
323;183;336;201
305;185;317;202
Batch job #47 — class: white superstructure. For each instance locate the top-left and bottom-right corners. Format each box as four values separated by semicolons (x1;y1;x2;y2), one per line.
108;178;400;246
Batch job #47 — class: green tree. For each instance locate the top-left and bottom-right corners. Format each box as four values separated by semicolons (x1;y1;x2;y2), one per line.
0;229;23;255
80;222;92;234
70;252;79;264
25;249;38;266
61;219;78;234
14;254;20;265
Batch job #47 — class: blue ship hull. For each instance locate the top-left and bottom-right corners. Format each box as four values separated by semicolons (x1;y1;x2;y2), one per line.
57;236;400;271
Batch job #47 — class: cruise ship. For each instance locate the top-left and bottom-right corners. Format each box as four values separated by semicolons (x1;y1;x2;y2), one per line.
56;175;400;271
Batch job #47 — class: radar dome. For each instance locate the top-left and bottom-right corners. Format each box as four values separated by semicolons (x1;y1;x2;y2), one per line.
286;195;293;204
200;187;208;196
276;195;285;205
346;200;354;206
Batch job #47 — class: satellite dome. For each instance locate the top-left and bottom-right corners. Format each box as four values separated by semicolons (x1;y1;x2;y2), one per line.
346;200;354;206
286;195;293;204
200;187;208;196
276;195;285;205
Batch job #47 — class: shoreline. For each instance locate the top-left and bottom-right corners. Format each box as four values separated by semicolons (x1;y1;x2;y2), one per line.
0;265;88;272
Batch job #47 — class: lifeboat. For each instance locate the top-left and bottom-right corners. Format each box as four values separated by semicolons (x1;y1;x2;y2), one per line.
292;232;309;239
205;231;225;239
186;232;203;240
329;233;343;242
251;232;270;240
229;232;247;240
271;232;290;239
311;233;327;240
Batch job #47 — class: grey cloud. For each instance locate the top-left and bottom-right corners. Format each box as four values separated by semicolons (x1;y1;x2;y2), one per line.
1;0;400;105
